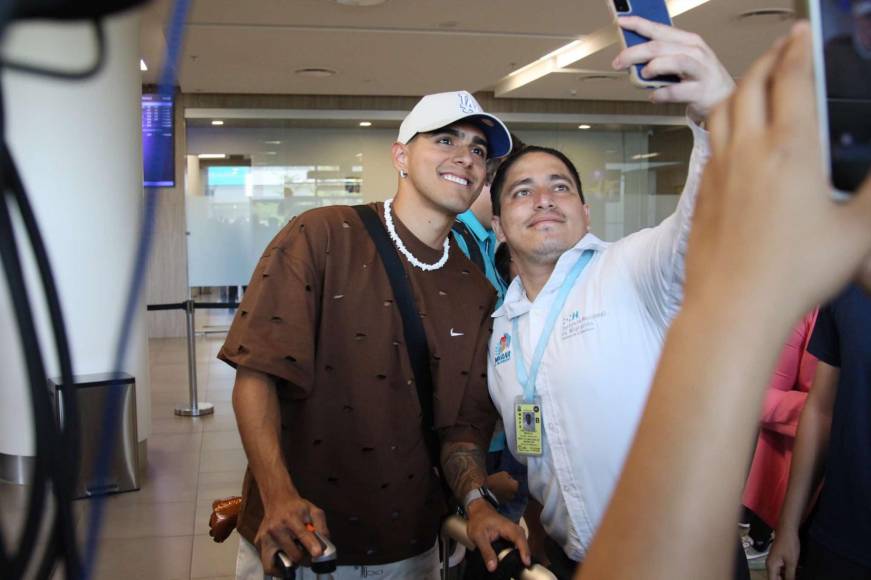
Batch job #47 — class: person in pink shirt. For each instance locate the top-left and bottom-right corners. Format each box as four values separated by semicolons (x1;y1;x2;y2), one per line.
740;309;819;568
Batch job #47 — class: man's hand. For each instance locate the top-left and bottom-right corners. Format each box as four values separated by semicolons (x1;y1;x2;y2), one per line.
232;368;329;574
441;440;530;571
466;499;531;573
254;490;329;575
612;16;735;123
766;529;801;580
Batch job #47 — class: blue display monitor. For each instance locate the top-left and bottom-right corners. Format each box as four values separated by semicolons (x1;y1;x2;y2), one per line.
142;94;175;187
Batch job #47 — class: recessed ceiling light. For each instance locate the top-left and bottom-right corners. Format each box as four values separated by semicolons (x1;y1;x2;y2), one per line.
578;75;619;82
631;152;660;160
294;68;337;78
211;120;224;126
578;124;591;130
335;0;387;5
197;154;227;159
264;140;282;145
359;121;372;127
139;59;148;72
737;8;794;21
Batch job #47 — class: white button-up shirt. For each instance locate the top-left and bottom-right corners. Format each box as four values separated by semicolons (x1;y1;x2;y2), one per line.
487;120;709;561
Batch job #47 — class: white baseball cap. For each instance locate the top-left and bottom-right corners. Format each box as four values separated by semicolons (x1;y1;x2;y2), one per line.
397;91;512;158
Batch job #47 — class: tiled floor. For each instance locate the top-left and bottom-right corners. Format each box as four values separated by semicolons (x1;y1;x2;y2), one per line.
1;328;770;579
108;333;245;580
0;332;243;580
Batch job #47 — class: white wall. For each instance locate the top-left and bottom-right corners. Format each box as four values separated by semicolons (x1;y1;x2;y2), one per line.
0;11;151;458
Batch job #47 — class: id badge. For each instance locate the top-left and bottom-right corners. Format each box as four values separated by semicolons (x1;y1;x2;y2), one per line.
514;396;543;456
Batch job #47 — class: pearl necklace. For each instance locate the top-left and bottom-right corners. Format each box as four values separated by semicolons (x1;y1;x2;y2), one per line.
383;198;450;271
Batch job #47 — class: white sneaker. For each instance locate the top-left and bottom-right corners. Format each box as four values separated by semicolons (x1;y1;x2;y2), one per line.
742;535;771;570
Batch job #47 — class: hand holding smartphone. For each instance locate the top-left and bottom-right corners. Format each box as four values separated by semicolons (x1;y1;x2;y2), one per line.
608;0;680;88
607;2;736;122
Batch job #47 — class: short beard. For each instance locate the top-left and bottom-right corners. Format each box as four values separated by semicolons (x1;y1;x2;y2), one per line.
528;239;572;265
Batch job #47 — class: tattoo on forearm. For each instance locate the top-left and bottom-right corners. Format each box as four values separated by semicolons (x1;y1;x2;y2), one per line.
441;442;487;500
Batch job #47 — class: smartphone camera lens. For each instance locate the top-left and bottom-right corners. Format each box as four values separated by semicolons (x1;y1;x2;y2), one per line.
613;0;631;13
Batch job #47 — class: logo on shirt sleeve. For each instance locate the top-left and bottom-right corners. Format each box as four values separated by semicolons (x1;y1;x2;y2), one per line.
494;333;512;365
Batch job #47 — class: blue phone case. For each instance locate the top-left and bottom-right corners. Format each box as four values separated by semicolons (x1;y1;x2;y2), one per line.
620;0;680;86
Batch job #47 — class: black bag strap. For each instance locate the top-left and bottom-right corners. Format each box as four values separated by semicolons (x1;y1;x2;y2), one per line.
451;220;485;273
352;205;441;469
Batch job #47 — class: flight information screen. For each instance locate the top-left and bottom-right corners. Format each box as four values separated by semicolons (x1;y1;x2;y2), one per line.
142;94;175;187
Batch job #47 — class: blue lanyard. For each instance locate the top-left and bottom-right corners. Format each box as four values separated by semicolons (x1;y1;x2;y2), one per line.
512;249;595;402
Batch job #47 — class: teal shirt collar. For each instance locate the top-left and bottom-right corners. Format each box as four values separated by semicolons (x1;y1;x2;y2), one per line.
454;209;507;304
456;210;491;243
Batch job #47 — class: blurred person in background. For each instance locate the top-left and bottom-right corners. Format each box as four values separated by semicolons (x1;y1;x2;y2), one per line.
740;310;819;570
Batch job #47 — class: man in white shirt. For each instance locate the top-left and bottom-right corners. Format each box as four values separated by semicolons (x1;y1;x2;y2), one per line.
486;17;738;578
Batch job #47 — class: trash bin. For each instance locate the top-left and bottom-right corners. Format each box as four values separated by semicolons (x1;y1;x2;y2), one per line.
49;372;140;498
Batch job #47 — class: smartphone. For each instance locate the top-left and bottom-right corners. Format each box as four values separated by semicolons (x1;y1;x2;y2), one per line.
801;0;871;194
607;0;680;88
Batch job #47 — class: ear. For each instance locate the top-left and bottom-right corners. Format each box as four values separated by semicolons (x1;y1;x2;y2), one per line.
492;215;507;244
392;142;409;175
583;203;591;227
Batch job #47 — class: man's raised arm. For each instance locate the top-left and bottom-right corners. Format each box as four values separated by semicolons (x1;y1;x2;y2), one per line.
611;18;732;323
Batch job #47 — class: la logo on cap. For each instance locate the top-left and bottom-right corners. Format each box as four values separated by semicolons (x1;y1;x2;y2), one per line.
457;91;482;115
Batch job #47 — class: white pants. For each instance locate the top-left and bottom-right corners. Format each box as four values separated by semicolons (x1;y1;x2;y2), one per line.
236;537;440;580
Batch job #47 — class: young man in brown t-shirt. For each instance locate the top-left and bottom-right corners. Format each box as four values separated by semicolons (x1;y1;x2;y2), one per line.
219;91;530;579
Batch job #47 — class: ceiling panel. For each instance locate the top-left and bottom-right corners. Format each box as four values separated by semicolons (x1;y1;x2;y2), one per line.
186;0;609;37
141;0;799;101
504;0;796;99
179;27;565;95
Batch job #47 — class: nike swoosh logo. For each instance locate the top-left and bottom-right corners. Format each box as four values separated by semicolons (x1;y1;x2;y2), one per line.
450;329;464;337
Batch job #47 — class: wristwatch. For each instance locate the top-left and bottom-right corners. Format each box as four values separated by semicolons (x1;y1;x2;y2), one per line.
463;486;500;513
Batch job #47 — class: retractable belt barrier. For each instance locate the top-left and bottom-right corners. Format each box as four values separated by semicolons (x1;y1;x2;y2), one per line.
145;299;242;417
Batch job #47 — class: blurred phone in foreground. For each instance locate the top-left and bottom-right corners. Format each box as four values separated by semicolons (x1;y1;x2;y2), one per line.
800;0;871;194
608;0;680;88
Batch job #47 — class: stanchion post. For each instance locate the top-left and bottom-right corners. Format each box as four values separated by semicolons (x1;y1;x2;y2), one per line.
175;298;214;417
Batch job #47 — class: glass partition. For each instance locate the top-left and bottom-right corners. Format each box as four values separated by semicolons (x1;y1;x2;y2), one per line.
185;119;692;330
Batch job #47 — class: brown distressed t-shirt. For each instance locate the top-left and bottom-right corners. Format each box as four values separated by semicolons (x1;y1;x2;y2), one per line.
218;202;497;565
